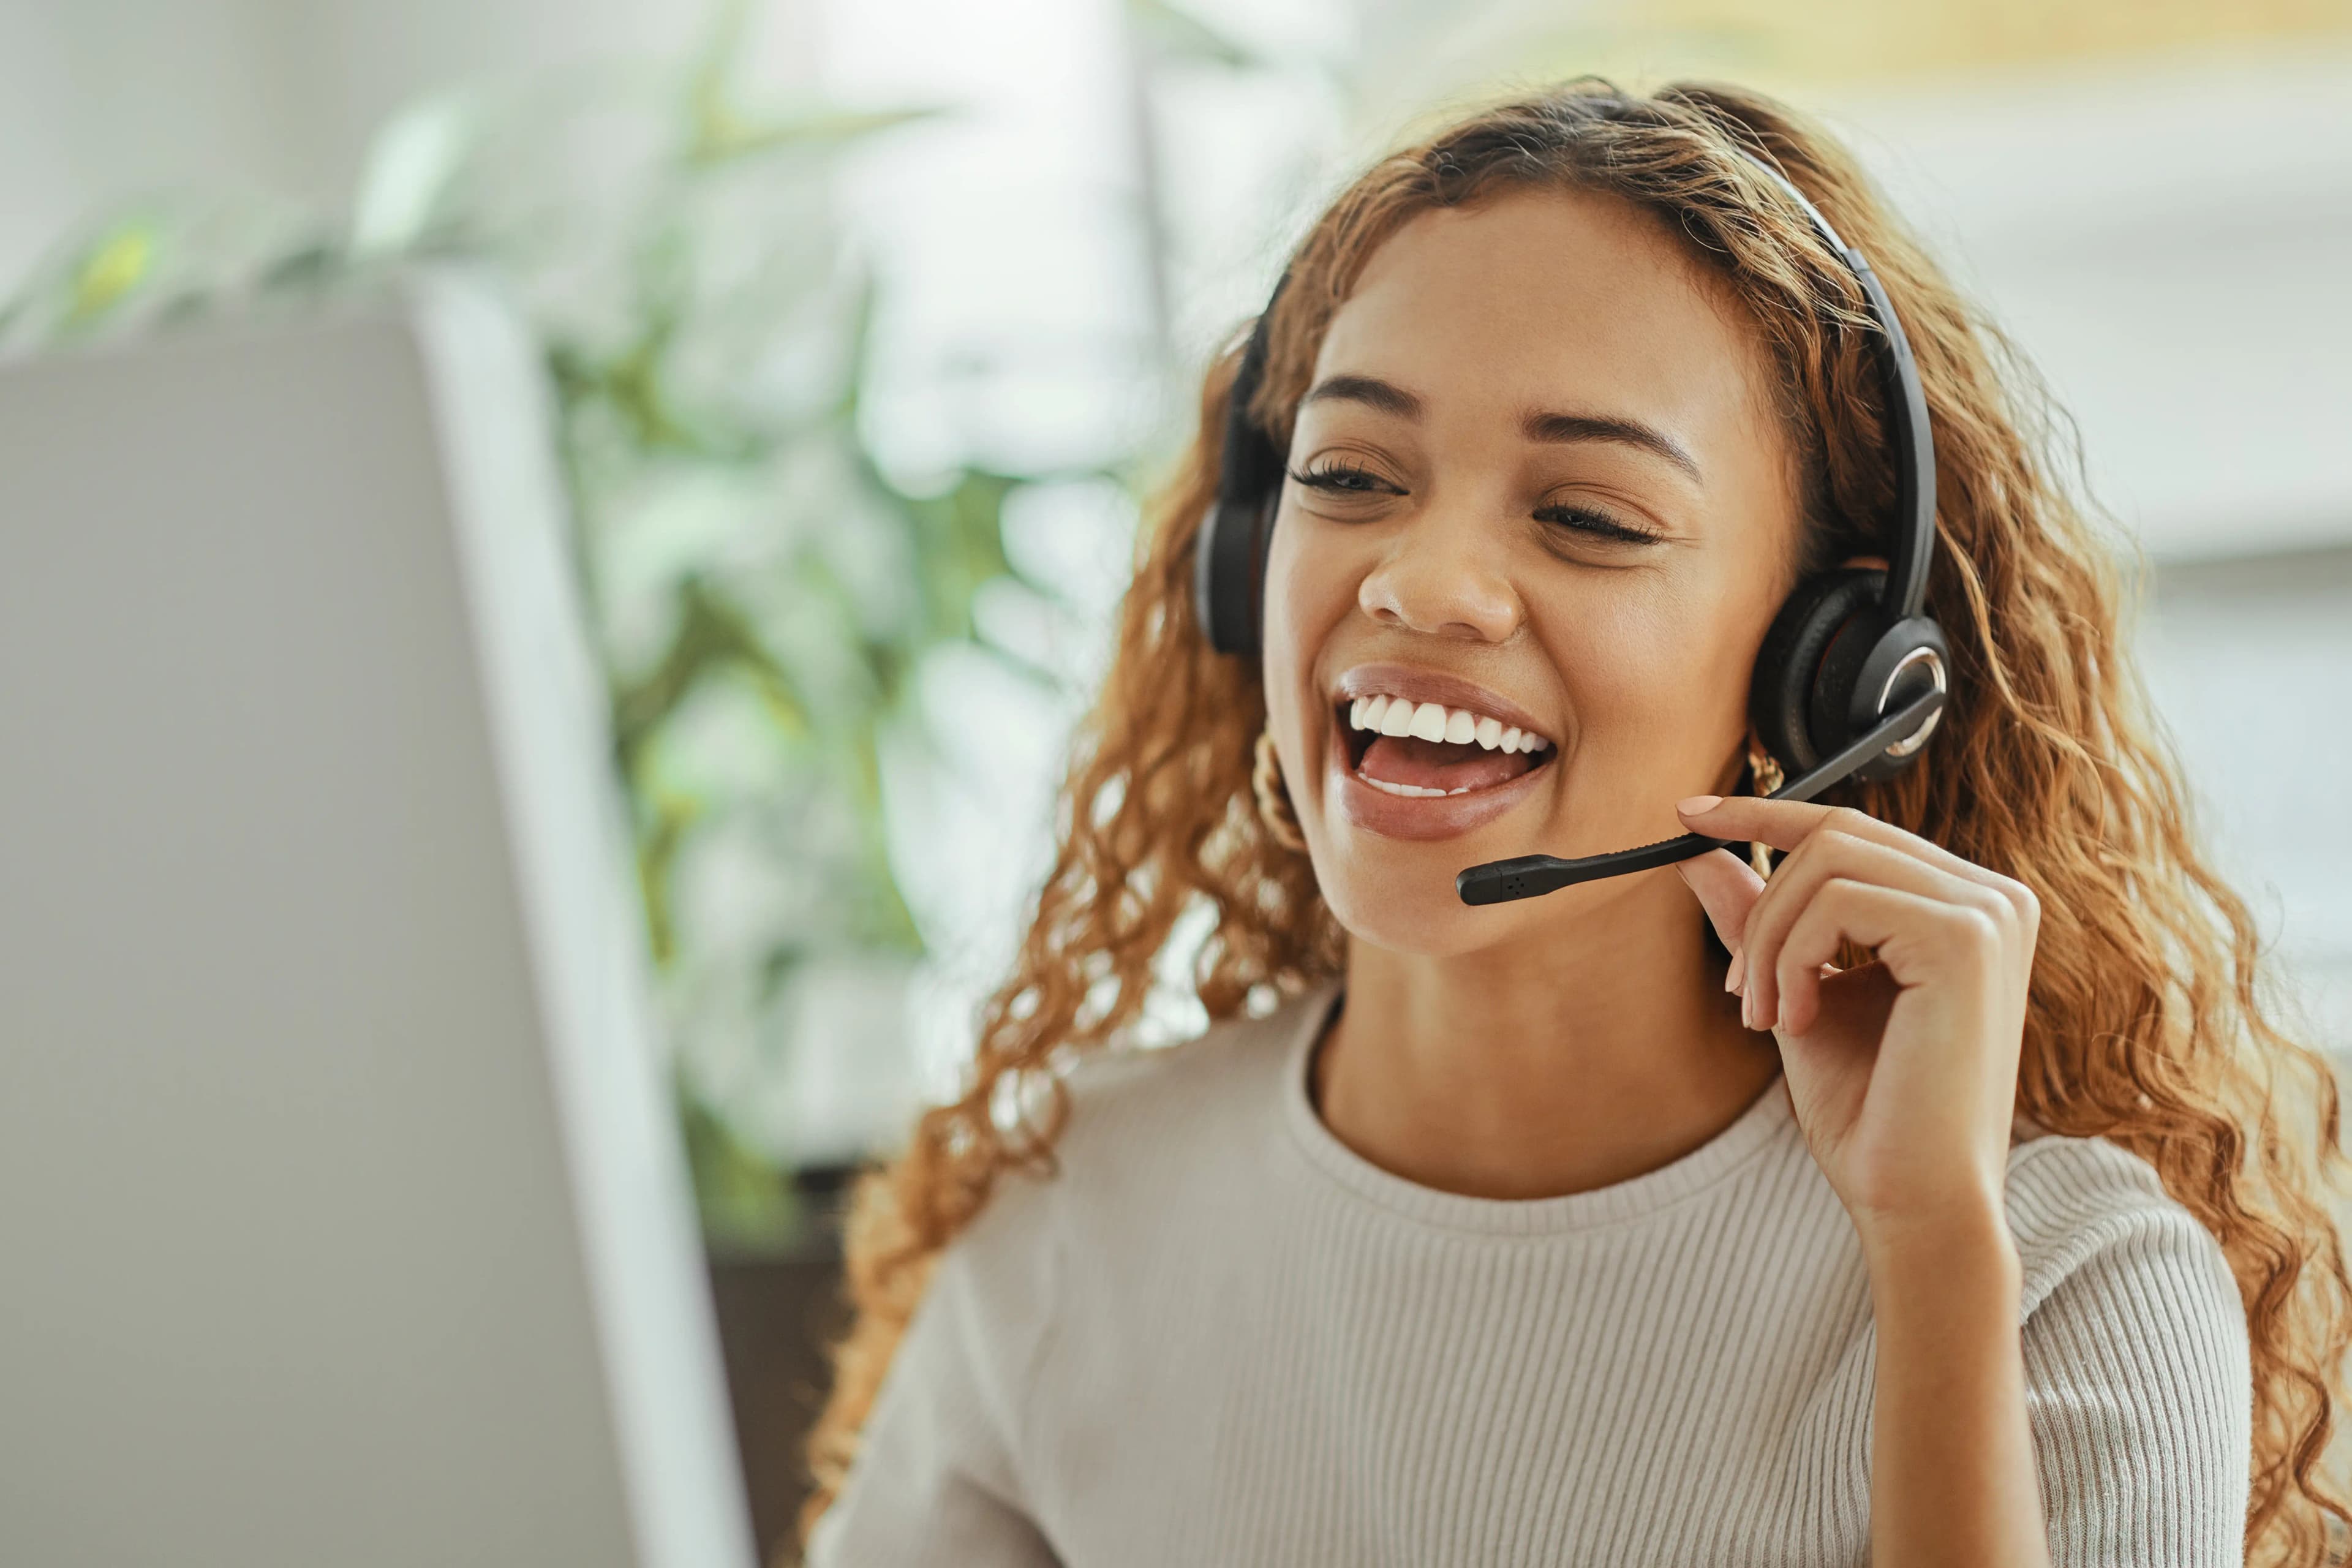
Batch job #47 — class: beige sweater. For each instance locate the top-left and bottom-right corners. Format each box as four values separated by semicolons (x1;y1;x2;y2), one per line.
810;985;2252;1566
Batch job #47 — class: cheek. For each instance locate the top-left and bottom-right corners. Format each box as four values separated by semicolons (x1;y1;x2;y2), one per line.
1544;584;1763;780
1257;510;1357;733
1553;596;1706;730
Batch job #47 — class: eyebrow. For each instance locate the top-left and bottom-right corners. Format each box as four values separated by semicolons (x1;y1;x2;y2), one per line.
1298;373;1703;483
1299;373;1423;420
1521;409;1702;482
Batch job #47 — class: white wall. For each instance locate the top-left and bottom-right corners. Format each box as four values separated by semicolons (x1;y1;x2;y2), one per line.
2143;546;2352;1050
1836;50;2352;564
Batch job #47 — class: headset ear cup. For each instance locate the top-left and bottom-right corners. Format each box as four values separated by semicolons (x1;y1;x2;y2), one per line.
1194;300;1285;657
1248;491;1277;650
1193;502;1226;648
1807;609;1880;766
1749;567;1885;775
1831;616;1952;782
1196;491;1275;657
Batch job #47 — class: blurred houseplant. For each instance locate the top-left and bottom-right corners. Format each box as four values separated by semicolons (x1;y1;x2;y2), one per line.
0;8;1090;1253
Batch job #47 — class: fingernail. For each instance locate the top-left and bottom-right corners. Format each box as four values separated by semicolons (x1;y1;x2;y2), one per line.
1725;950;1745;992
1678;794;1724;817
1741;987;1755;1030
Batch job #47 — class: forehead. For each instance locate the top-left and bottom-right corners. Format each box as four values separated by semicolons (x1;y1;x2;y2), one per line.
1308;186;1779;446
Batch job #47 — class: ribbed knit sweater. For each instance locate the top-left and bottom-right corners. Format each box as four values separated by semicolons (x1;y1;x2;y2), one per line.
809;984;2252;1566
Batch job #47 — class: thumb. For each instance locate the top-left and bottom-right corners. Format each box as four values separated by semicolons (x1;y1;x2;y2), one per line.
1673;845;1765;961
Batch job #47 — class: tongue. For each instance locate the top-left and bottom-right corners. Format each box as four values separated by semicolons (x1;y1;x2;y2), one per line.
1359;734;1534;793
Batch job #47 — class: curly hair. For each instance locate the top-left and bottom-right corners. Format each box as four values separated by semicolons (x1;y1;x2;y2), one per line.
800;79;2352;1564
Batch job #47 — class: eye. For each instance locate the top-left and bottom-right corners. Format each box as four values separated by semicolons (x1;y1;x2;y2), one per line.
1288;461;1403;498
1533;502;1664;547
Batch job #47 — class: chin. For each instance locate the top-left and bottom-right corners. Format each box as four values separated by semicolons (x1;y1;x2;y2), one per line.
1315;869;1521;958
1302;794;1558;960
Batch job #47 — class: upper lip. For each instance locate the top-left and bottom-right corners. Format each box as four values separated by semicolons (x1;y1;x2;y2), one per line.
1330;663;1555;744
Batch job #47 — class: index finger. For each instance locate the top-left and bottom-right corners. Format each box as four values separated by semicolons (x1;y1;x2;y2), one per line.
1676;792;1993;889
1675;793;1841;855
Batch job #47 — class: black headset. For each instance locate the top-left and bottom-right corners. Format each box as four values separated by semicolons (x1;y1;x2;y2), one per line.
1193;149;1952;902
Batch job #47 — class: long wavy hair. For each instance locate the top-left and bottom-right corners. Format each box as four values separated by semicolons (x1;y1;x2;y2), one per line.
801;80;2352;1563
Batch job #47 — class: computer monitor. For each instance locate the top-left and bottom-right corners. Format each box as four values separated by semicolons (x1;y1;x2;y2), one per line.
0;275;758;1568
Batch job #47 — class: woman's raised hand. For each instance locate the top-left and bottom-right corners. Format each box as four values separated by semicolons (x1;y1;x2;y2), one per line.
1671;796;2041;1240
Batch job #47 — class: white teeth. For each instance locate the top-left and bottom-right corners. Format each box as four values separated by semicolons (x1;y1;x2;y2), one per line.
1363;777;1452;798
1341;691;1556;754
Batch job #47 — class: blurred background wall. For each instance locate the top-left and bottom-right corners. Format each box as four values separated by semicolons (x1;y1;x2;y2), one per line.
4;0;2348;1549
11;0;2343;1153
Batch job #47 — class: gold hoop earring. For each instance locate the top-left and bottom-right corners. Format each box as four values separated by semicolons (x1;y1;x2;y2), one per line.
1253;727;1309;854
1746;737;1784;880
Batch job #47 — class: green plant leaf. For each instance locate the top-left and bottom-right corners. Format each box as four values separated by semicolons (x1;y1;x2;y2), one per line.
690;101;946;167
1128;0;1263;69
67;221;160;325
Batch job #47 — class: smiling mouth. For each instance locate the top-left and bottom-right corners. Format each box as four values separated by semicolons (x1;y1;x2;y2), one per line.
1338;693;1556;797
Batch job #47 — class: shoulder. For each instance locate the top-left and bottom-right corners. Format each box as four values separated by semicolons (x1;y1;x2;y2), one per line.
1997;1131;2255;1553
2002;1124;2242;1332
2000;1125;2252;1451
1003;986;1325;1237
897;988;1322;1429
1052;987;1324;1163
930;984;1329;1301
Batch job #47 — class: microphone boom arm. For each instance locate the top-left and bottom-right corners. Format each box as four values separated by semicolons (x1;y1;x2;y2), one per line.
1453;688;1948;907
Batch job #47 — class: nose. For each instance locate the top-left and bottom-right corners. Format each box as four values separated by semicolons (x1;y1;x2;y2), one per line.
1356;513;1522;644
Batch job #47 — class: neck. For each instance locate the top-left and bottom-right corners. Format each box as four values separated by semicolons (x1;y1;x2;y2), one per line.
1314;870;1779;1200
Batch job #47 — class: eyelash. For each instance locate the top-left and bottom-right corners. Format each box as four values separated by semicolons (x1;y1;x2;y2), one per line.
1288;461;1395;497
1287;462;1664;546
1532;502;1664;546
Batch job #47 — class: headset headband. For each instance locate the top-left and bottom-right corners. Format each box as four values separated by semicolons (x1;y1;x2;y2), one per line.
1735;159;1936;620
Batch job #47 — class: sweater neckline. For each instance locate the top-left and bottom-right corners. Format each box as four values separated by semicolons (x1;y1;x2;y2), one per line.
1277;983;1796;1236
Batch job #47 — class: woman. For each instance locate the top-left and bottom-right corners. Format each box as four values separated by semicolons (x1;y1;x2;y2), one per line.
801;81;2351;1566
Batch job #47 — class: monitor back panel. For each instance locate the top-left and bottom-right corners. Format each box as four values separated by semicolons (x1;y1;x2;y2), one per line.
0;281;754;1568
